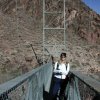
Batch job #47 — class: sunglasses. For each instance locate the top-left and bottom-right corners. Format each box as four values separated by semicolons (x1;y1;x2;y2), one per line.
61;56;66;58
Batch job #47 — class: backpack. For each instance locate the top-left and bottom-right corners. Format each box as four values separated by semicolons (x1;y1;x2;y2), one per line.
56;62;68;70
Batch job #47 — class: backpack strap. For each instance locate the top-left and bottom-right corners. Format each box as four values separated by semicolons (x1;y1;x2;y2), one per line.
56;62;59;70
66;64;68;70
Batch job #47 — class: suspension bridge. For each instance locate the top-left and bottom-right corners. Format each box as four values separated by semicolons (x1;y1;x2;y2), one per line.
0;57;100;100
0;0;100;100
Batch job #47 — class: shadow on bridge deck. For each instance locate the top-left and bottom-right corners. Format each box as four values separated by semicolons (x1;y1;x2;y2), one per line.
43;90;52;100
92;94;100;100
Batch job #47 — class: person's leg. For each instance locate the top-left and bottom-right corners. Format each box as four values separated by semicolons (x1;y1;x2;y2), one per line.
60;77;69;96
52;77;61;99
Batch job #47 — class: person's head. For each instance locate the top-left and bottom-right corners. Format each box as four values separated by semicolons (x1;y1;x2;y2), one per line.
60;53;66;61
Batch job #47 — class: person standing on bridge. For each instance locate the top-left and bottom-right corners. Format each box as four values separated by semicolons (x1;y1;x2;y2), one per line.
52;52;70;100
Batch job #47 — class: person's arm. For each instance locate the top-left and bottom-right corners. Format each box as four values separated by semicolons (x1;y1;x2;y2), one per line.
62;63;70;75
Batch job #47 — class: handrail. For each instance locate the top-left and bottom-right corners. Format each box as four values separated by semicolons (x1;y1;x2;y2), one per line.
0;61;52;96
70;70;100;94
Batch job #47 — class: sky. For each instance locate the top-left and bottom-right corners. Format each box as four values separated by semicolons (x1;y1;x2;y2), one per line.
83;0;100;14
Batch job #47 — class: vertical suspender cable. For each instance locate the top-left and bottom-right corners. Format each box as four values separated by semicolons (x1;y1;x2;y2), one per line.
64;0;66;47
16;0;18;38
16;0;20;49
43;0;45;64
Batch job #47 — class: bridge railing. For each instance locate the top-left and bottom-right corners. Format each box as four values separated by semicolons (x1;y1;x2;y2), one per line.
0;60;53;100
65;70;100;100
0;59;100;100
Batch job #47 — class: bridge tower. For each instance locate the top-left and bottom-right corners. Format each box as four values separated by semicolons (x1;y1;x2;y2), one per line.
43;0;66;63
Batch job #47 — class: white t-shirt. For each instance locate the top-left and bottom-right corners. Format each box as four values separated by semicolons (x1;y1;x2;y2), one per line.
53;62;70;79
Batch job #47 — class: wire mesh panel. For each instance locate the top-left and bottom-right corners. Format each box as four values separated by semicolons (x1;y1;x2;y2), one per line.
65;76;81;100
45;13;64;28
45;0;64;12
45;29;64;45
78;80;96;100
66;71;100;100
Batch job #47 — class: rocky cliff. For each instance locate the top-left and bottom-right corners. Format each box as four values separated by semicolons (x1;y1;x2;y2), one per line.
45;0;100;44
0;0;100;43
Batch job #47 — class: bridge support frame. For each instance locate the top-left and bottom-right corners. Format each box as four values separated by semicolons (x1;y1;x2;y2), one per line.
43;0;66;63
